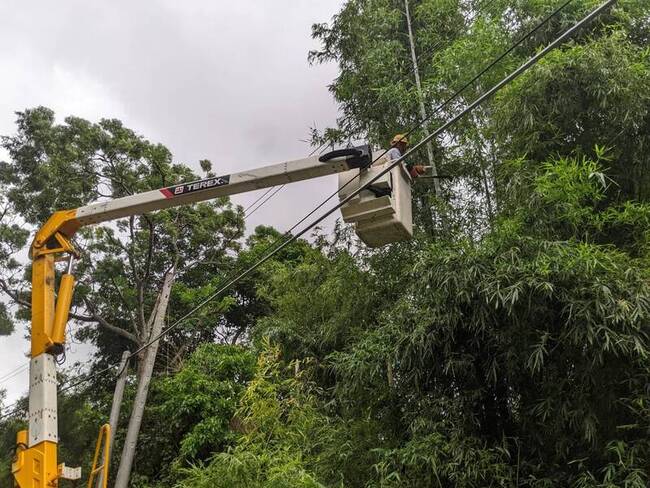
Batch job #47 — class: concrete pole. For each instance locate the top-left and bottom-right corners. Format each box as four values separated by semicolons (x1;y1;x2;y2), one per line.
404;0;442;198
113;266;175;488
96;350;130;488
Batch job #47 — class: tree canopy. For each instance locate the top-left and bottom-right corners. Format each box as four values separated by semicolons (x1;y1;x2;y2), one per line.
1;0;650;486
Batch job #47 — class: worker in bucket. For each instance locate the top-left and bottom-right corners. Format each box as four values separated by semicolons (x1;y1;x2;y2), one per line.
383;133;426;178
368;133;425;197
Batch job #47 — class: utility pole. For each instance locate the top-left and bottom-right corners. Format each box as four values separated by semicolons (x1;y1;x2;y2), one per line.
96;350;130;488
113;267;175;488
404;0;442;198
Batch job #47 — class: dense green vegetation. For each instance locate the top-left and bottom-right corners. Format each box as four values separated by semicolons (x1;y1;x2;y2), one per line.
1;0;649;486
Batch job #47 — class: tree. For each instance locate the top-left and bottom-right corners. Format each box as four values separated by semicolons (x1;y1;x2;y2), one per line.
171;1;650;486
3;1;650;485
493;31;650;203
175;342;329;488
0;106;245;359
0;106;245;485
0;175;29;336
131;343;255;485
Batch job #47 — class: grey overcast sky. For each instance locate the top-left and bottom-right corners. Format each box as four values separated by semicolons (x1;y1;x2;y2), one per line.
0;0;345;404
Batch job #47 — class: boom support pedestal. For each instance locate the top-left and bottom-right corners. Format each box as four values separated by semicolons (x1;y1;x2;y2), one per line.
13;245;80;487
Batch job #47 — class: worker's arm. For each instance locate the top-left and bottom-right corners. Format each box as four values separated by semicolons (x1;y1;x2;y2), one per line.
409;165;426;178
384;147;424;178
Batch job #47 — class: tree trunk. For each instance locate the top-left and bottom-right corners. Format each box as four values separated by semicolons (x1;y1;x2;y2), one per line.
480;161;494;224
113;266;175;488
96;350;130;488
404;0;442;199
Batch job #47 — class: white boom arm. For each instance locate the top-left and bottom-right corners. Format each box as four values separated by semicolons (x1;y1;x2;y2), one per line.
75;146;372;227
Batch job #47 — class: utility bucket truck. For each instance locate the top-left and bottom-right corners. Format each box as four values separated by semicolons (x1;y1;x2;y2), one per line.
12;144;414;488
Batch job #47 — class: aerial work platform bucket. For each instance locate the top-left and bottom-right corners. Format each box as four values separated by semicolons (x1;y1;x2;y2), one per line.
338;161;413;247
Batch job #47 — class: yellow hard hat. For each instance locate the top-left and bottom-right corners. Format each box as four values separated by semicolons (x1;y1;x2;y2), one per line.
391;133;408;145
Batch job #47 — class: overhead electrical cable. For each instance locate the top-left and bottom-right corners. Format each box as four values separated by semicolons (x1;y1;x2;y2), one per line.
0;364;29;383
243;187;276;216
244;185;286;219
0;368;29;385
0;143;329;392
0;0;613;421
252;0;576;254
118;0;617;363
243;138;331;218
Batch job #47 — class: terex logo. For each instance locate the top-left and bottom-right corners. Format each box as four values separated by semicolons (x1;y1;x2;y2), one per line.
161;175;231;199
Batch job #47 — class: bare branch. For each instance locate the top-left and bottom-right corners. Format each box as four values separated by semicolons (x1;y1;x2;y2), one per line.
83;297;138;343
0;279;30;309
142;215;155;284
0;278;138;344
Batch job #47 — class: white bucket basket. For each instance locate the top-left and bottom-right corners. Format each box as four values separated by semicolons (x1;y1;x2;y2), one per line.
338;162;413;247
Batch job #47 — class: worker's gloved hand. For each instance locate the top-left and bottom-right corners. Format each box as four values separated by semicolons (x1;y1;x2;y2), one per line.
409;165;426;178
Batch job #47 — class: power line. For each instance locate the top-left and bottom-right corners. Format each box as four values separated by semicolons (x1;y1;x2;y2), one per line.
244;185;285;219
242;139;332;218
0;364;28;383
0;402;25;422
0;367;28;386
0;0;612;421
0;143;329;392
126;0;610;371
242;187;276;216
